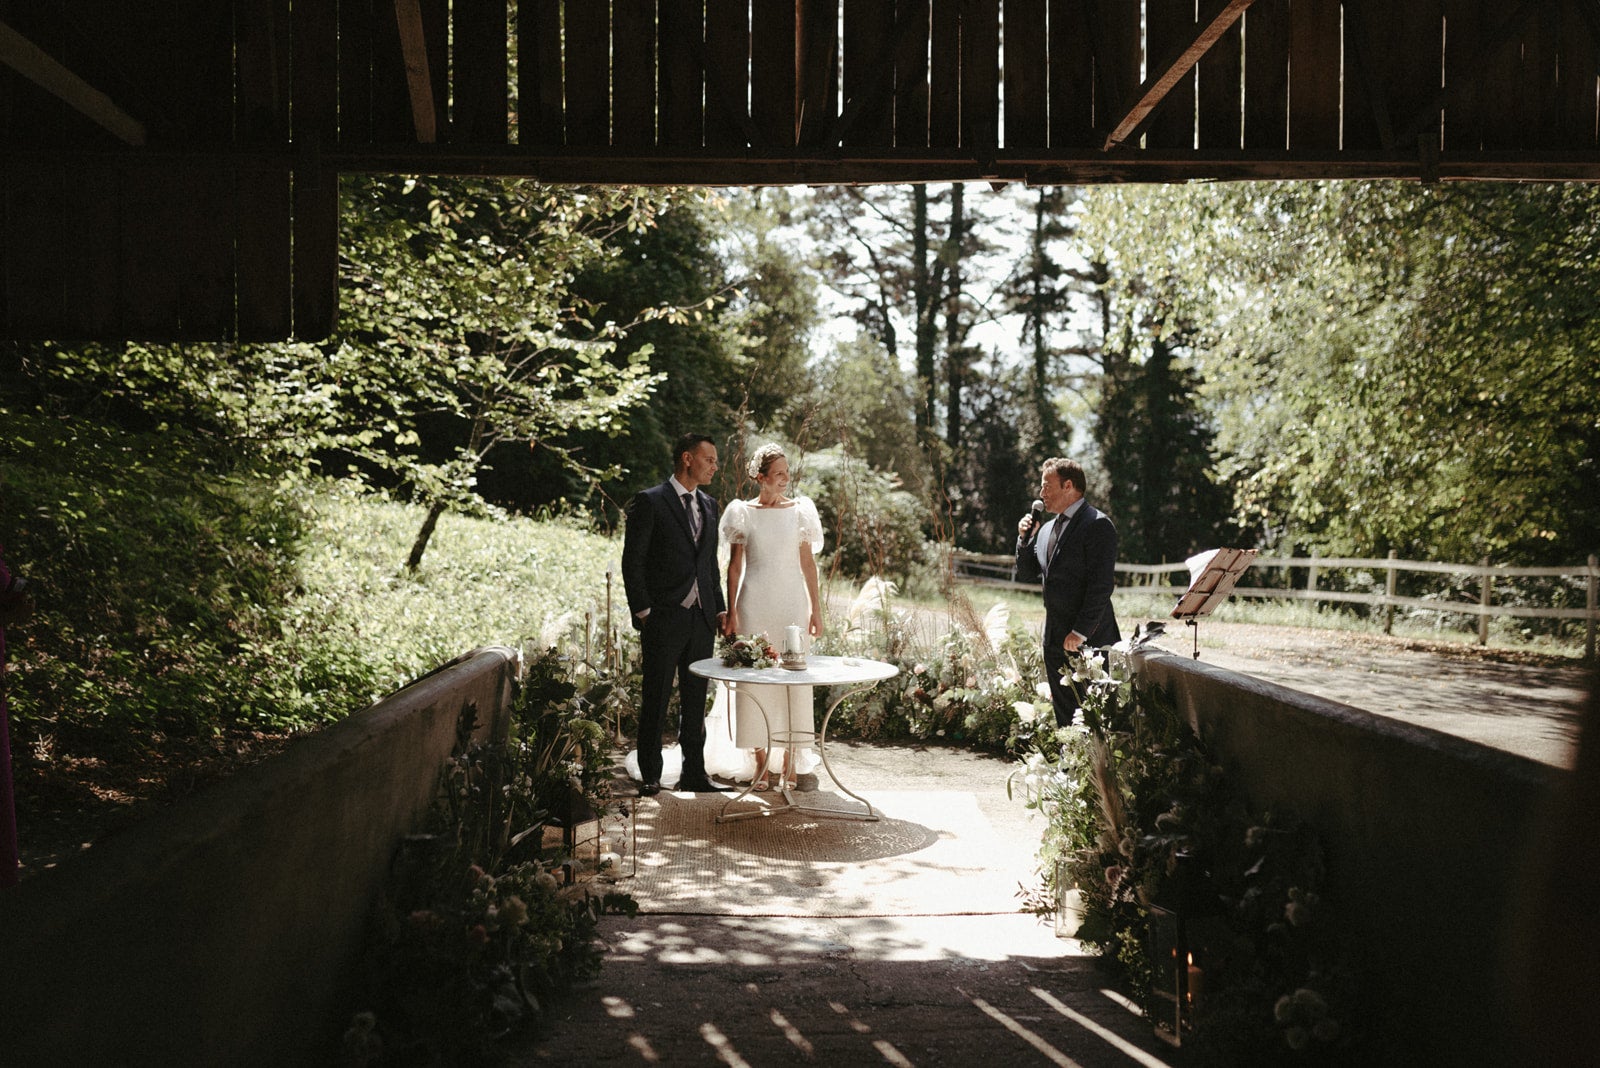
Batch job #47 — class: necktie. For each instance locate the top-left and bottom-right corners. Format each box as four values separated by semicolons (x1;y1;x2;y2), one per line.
682;491;701;541
1046;514;1064;563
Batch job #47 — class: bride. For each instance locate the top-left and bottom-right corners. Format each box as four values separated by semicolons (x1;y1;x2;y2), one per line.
705;443;824;791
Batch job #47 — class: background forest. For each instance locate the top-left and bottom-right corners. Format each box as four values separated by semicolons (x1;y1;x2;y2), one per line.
2;177;1597;799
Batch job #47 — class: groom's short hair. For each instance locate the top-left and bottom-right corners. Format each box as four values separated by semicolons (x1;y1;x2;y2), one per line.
673;433;715;467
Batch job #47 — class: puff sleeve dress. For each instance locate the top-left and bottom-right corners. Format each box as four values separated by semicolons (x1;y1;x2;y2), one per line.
719;496;824;752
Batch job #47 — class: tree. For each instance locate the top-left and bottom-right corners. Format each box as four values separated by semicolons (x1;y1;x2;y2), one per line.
1081;181;1600;564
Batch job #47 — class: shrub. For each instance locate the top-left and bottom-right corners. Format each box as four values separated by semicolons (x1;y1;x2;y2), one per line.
355;651;637;1062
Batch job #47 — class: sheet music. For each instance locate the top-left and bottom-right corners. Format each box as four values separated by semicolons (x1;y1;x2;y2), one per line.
1172;548;1258;619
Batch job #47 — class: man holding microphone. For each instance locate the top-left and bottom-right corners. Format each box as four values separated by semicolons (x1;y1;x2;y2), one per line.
1014;458;1121;727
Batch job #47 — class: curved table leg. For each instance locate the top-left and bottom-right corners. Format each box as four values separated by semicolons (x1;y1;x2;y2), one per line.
715;679;884;823
810;683;879;819
716;684;775;823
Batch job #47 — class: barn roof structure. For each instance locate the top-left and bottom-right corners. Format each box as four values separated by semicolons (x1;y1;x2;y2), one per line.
4;1;1599;342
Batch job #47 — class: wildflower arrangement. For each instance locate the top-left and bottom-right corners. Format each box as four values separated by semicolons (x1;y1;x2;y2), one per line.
1011;646;1362;1064
355;650;637;1062
719;632;779;669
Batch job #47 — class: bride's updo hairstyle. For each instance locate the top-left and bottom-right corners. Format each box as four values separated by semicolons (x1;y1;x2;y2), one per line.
747;442;787;480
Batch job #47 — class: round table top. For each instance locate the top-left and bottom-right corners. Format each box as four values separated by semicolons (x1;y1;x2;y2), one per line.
690;654;899;687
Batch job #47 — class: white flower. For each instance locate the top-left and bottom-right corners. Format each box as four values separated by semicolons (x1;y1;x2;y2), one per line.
1035;681;1051;700
1013;700;1038;724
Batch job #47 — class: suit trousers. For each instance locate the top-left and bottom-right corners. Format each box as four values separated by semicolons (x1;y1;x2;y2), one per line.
1042;639;1076;728
636;603;715;784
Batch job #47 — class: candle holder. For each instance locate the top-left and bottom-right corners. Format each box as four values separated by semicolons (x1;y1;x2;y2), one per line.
1146;850;1224;1047
596;798;636;881
780;624;807;670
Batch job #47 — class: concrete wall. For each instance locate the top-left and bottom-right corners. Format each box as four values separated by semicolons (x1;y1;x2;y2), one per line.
0;645;517;1067
1136;649;1561;1067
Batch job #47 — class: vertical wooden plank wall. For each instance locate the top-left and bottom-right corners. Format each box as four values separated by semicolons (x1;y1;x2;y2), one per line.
1099;0;1143;142
1342;0;1391;151
1004;0;1048;150
1519;7;1559;148
565;1;612;146
797;0;840;147
423;0;450;140
1556;5;1599;148
705;0;751;148
1385;2;1444;147
1196;6;1242;151
961;0;1000;150
235;0;292;341
842;1;894;146
116;8;184;338
751;1;798;147
292;0;339;340
1145;0;1197;151
894;0;932;148
172;0;237;339
614;1;659;146
1047;0;1096;148
455;0;509;143
659;0;704;147
1288;0;1340;152
929;0;960;146
1242;0;1289;150
519;0;565;146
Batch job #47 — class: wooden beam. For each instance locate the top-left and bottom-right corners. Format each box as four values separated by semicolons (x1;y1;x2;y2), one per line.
1102;0;1255;151
0;18;146;144
392;0;437;142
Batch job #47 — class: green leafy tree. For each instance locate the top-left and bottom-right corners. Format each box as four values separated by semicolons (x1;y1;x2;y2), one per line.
335;176;684;567
1081;181;1600;564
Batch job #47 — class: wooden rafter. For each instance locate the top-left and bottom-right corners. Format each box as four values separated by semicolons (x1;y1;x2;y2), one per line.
0;18;146;145
392;0;437;143
1102;0;1255;151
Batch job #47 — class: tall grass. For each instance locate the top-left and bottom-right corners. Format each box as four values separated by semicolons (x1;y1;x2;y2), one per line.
291;483;630;708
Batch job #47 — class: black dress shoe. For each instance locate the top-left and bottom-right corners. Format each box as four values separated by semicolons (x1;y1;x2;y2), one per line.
639;781;661;797
675;776;730;793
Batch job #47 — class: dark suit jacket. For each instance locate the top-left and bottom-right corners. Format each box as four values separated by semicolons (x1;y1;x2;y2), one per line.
620;480;726;629
1015;503;1121;648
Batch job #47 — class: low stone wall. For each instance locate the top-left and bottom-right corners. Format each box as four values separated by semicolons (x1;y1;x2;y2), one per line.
1136;649;1560;1067
0;645;517;1067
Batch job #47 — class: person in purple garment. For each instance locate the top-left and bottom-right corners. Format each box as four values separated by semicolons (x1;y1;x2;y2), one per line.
0;543;32;889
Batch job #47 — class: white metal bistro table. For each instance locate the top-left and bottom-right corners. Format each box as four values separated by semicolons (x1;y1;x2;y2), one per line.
689;654;899;823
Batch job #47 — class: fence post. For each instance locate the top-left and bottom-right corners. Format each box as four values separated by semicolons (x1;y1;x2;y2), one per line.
1479;556;1491;646
1588;554;1597;661
1384;550;1397;634
1307;552;1320;596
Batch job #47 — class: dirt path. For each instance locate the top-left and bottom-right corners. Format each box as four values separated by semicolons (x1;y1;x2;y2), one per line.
1137;621;1590;769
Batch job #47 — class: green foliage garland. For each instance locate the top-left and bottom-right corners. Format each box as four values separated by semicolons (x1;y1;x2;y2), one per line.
1012;650;1363;1064
356;650;636;1064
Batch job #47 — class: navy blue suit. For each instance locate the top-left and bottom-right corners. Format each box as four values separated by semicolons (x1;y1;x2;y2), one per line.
621;480;726;785
1015;503;1120;726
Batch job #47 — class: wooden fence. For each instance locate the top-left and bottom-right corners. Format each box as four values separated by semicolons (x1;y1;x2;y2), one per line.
951;550;1600;658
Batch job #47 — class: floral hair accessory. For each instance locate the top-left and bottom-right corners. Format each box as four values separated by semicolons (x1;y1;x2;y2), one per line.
746;442;786;479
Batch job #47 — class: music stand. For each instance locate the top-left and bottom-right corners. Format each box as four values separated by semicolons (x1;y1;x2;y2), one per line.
1170;548;1257;658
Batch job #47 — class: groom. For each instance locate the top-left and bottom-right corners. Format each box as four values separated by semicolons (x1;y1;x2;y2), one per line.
621;433;730;796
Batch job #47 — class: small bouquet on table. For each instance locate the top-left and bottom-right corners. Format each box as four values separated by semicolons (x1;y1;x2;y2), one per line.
719;632;778;669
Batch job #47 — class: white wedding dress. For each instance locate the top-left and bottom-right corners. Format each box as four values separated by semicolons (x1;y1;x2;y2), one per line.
701;496;824;781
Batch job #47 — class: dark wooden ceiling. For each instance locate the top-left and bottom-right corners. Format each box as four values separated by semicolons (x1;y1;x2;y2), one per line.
4;1;1599;342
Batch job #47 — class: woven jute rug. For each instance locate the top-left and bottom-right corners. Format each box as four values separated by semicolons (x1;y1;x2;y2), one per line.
618;787;1033;918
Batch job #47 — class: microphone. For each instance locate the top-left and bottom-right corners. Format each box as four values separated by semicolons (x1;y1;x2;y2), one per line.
1021;499;1046;543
